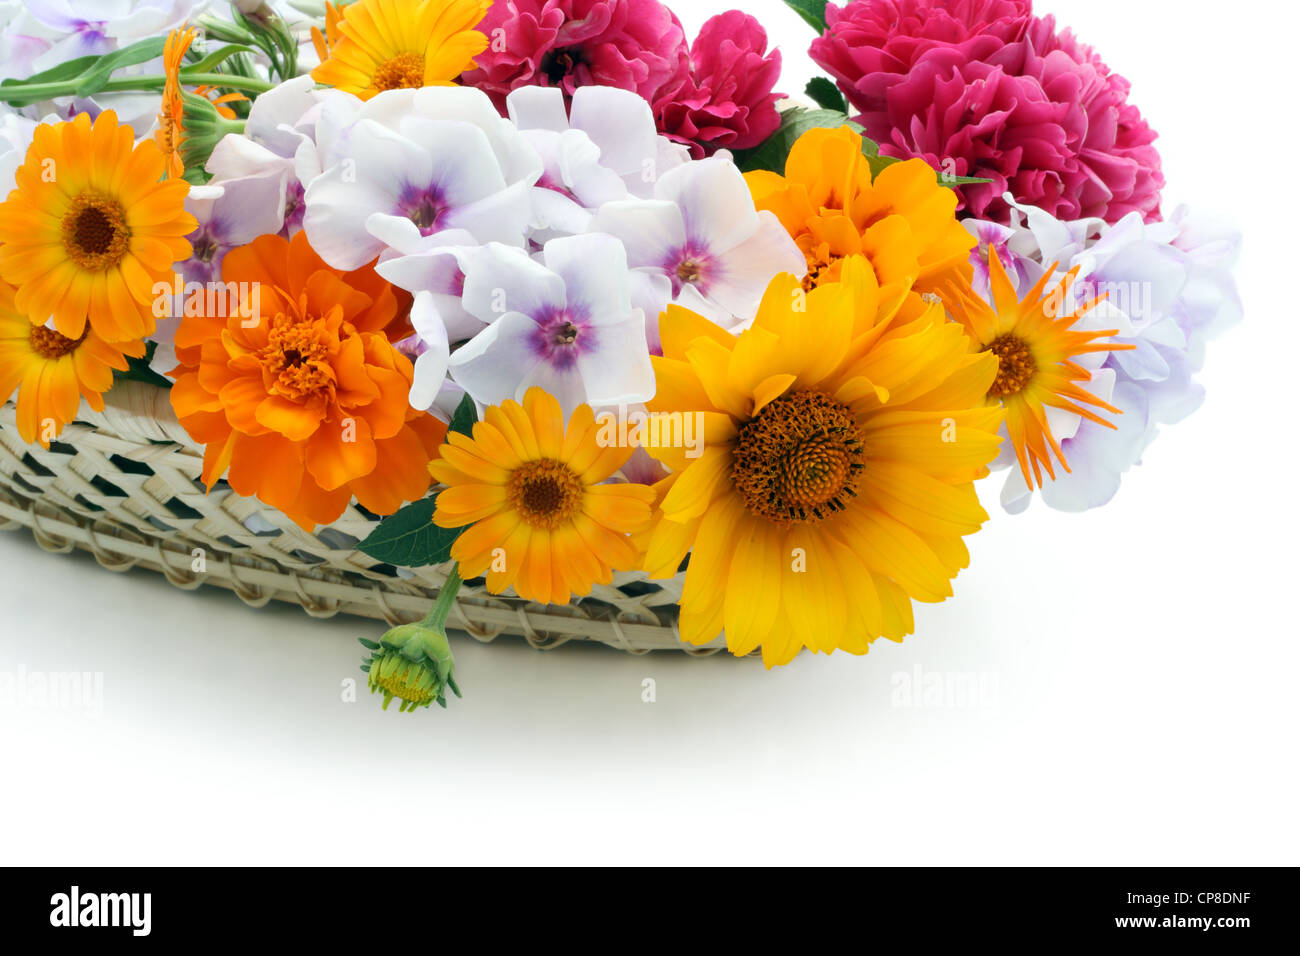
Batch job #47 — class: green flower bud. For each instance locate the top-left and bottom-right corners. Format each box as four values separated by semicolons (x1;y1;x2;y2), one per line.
360;623;461;712
359;568;465;713
178;91;244;183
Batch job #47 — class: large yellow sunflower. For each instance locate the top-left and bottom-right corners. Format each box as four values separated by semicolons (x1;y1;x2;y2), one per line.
311;0;491;100
431;387;655;606
0;110;196;343
745;125;975;296
641;256;1004;667
940;248;1134;490
0;278;143;447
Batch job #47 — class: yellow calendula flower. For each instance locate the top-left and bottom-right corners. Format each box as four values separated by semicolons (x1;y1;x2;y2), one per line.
431;387;655;606
0;110;196;344
745;125;976;295
311;0;491;100
641;256;1004;667
940;247;1135;491
0;278;144;447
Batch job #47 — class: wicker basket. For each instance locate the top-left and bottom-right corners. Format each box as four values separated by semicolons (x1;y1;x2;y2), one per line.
0;382;716;655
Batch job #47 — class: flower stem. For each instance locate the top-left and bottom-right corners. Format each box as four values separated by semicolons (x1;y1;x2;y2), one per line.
421;566;463;632
0;71;274;104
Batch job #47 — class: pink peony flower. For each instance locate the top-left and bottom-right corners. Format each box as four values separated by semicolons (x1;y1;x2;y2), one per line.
652;12;783;158
811;0;1033;113
810;0;1163;224
460;0;688;112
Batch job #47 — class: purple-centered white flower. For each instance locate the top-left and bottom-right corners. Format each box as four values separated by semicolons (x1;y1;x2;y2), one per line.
589;154;805;341
966;195;1242;513
302;86;542;270
17;0;202;66
447;234;654;415
506;84;689;238
203;75;347;238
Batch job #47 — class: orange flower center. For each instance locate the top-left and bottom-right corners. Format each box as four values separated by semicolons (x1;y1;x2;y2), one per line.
62;193;131;271
985;334;1037;398
29;324;88;359
507;459;584;529
732;390;864;525
258;310;336;403
373;52;425;92
799;241;841;292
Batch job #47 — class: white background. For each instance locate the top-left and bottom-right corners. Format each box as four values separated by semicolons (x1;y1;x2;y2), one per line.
1;0;1295;865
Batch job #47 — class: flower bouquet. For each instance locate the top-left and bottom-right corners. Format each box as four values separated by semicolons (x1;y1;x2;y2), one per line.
0;0;1240;712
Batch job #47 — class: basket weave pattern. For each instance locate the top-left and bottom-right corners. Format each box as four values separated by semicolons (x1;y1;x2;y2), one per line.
0;383;711;654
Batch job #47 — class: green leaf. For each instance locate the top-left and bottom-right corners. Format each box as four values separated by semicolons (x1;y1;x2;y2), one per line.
804;76;845;113
0;54;103;89
113;341;172;389
784;0;829;33
731;107;873;174
75;37;166;97
357;497;460;568
448;392;477;438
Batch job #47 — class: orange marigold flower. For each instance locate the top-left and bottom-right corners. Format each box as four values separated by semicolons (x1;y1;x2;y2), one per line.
744;125;976;296
0;278;144;447
0;110;196;344
169;231;446;529
431;387;655;605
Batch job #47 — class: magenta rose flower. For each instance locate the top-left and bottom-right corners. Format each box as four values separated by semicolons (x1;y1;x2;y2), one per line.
809;0;1163;224
460;0;688;111
651;12;783;158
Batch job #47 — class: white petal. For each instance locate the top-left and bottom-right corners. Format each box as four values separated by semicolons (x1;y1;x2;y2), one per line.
654;156;760;254
705;210;806;320
568;86;659;179
576;312;655;406
458;243;566;324
506;85;569;132
540;233;631;323
589;199;685;270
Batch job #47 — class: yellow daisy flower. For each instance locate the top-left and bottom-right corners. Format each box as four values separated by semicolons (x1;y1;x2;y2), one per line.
311;0;491;100
0;278;144;447
641;256;1004;667
0;110;196;344
431;387;655;606
744;125;976;295
940;248;1135;490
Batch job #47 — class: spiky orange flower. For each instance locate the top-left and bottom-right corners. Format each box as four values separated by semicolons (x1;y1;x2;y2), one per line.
0;110;196;343
311;0;490;100
431;387;655;605
169;231;446;530
745;125;975;295
641;256;1004;667
0;278;143;447
156;26;245;179
940;248;1135;490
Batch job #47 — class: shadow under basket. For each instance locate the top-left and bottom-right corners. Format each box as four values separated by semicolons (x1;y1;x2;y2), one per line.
0;382;720;656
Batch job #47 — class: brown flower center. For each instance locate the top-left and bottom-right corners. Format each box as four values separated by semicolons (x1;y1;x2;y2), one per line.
507;459;584;529
676;260;703;284
373;52;425;92
62;194;130;271
29;324;88;359
985;334;1037;398
731;389;864;525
